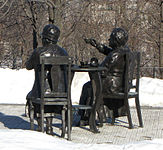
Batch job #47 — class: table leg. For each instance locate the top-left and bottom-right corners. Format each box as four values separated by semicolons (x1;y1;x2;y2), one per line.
89;72;103;133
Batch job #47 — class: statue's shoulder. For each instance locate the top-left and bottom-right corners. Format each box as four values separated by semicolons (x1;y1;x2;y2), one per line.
54;45;68;56
34;46;45;53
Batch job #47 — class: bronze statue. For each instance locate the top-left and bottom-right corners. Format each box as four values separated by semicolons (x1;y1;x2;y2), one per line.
79;28;130;125
26;24;68;134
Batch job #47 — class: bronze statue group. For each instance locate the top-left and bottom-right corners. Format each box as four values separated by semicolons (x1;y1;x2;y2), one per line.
26;24;130;134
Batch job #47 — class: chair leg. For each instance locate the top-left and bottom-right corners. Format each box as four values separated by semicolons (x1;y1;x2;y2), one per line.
102;105;107;123
61;106;66;138
110;110;115;125
135;97;143;127
126;100;134;129
29;101;34;130
67;108;71;140
111;116;115;125
40;104;44;132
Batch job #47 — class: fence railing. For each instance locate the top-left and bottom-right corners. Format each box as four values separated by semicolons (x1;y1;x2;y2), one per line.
140;67;163;79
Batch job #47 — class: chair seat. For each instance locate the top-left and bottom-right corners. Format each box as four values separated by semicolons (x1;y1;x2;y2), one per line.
44;92;67;98
72;105;92;110
103;92;138;99
31;98;68;105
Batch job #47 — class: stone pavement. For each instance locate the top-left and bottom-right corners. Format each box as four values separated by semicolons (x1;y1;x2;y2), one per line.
0;104;163;145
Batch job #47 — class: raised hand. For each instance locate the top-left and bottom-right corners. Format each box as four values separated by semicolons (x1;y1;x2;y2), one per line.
84;38;97;47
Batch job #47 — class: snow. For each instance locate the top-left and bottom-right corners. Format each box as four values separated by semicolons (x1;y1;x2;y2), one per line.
0;68;163;107
0;129;163;150
0;68;34;104
0;68;163;150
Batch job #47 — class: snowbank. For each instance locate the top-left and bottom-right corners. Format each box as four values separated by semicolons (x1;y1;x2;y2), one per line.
0;68;163;107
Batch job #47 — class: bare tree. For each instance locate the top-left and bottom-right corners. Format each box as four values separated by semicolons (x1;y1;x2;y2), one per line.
0;0;48;68
0;0;162;78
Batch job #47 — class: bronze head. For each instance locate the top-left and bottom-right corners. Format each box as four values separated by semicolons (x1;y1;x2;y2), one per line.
109;28;128;49
41;24;60;46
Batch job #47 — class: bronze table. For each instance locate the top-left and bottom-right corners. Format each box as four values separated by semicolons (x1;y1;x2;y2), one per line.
72;65;106;133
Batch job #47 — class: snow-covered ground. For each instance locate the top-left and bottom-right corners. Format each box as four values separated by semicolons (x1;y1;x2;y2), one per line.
0;68;163;150
0;129;163;150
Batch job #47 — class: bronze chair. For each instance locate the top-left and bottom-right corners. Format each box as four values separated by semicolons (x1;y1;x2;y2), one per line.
29;55;72;140
103;51;143;129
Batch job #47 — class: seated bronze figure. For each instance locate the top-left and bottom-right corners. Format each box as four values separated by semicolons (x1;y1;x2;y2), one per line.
79;28;130;124
25;24;68;134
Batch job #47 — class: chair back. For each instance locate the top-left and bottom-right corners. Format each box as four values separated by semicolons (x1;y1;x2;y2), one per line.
125;51;140;96
39;55;72;103
102;51;142;128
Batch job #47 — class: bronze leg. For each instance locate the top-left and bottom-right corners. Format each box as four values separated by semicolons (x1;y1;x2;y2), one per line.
36;116;42;131
29;100;34;130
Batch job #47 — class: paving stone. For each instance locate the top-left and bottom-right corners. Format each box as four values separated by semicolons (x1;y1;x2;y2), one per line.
0;105;163;145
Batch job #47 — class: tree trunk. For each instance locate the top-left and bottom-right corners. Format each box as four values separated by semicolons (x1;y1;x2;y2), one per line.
160;1;163;78
48;0;63;46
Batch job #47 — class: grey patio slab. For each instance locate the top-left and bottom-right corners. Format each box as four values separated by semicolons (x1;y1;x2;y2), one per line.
0;105;163;145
